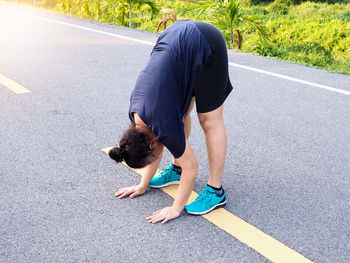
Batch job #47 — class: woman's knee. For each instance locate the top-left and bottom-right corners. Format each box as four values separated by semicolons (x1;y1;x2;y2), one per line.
197;105;224;130
199;117;224;132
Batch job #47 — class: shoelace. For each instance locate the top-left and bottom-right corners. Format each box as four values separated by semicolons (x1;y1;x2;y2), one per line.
157;167;170;176
195;188;214;202
158;168;177;179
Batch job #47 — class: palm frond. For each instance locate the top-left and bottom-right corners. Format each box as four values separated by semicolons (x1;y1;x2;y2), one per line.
241;14;270;43
134;0;159;16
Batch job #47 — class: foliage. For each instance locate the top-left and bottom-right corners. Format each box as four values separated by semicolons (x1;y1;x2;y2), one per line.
269;2;289;14
55;0;159;26
250;0;274;6
332;9;350;21
124;0;159;28
250;0;349;4
269;0;291;14
195;0;270;48
243;16;350;73
289;2;347;17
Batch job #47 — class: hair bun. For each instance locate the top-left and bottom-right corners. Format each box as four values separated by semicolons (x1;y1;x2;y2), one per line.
109;146;125;163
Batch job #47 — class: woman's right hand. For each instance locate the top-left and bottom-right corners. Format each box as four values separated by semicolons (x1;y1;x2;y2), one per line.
114;185;147;199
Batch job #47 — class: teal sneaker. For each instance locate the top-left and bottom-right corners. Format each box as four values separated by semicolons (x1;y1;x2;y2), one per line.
149;164;181;188
184;186;226;215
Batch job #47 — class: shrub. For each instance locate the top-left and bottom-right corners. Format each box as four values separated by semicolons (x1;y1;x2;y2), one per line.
243;6;270;15
242;15;350;73
250;0;274;6
307;0;350;4
333;9;350;21
289;2;346;17
269;1;289;14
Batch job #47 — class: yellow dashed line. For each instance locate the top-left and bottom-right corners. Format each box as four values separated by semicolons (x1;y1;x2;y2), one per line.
0;73;30;94
102;147;313;263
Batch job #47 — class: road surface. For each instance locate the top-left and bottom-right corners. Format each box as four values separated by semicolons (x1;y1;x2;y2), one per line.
1;2;350;262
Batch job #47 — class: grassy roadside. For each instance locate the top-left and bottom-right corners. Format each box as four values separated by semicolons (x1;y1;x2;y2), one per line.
5;0;350;74
238;2;350;74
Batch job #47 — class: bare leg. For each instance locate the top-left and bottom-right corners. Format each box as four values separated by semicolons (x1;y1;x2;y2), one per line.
173;97;195;166
197;104;227;188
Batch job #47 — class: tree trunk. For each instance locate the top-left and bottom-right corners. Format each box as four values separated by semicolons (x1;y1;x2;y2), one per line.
230;28;234;47
235;29;243;49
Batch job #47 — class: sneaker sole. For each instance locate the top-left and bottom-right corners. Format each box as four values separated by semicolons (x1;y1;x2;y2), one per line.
149;181;180;188
185;200;227;215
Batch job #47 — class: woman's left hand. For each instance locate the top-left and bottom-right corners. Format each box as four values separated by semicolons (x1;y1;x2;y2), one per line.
146;206;181;224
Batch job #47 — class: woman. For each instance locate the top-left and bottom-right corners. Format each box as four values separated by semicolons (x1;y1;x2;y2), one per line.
109;20;233;224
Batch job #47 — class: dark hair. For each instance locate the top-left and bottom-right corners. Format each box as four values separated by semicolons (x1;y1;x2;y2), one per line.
109;123;156;168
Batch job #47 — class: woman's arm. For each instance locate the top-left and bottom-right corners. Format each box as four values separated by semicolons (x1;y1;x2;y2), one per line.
115;145;164;199
146;140;198;224
139;145;164;188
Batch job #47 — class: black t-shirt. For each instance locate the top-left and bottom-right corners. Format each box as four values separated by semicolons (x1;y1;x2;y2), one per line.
129;20;212;158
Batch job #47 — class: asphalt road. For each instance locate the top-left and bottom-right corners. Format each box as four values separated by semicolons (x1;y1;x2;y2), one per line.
1;2;350;262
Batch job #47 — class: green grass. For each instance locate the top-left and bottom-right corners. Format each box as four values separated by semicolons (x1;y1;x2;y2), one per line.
241;13;350;73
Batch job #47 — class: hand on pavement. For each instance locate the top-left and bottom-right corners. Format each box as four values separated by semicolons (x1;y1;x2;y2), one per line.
146;206;181;224
114;185;146;199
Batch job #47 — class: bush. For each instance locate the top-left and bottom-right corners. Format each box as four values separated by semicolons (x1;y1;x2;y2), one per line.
289;2;346;17
250;0;274;6
333;9;350;21
307;0;350;4
242;15;350;73
243;7;270;15
269;1;289;14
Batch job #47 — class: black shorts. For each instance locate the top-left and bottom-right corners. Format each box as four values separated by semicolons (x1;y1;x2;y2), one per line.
193;21;233;113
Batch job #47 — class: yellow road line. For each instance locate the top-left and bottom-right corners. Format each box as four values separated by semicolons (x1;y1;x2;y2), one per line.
0;73;30;94
102;147;313;263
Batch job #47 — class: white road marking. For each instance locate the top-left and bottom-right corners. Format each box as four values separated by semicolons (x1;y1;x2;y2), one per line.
1;6;349;96
0;7;155;46
230;62;350;96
